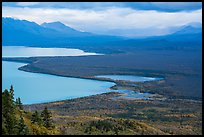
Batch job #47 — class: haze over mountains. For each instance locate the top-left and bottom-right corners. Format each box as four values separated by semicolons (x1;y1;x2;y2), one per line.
41;21;93;37
99;22;202;38
2;17;202;52
2;17;123;47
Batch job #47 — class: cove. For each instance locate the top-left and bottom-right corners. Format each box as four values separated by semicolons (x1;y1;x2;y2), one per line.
2;61;115;104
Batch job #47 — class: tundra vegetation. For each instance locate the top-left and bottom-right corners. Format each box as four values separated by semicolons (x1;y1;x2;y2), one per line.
2;85;202;135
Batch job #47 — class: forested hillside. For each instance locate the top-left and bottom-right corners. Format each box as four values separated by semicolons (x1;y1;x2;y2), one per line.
2;85;59;135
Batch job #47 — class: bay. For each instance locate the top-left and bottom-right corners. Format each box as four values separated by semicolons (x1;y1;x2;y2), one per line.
2;61;115;104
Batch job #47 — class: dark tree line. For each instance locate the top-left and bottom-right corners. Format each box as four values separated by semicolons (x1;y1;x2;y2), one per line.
2;85;54;135
31;107;54;129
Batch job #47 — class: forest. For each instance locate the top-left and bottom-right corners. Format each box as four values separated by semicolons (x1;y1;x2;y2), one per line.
2;85;59;135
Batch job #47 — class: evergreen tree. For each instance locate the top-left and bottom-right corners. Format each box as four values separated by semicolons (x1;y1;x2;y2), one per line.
16;97;23;110
16;115;30;135
41;106;53;128
2;114;8;135
2;88;18;135
31;111;43;125
10;85;14;101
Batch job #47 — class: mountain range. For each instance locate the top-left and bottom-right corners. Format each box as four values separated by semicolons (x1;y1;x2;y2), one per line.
2;17;124;47
41;21;93;37
2;17;202;51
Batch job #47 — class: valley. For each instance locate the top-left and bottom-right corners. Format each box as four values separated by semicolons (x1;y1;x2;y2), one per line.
2;3;202;135
3;47;202;135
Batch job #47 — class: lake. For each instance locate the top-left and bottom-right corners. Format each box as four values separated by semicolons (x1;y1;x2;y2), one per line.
111;89;153;100
95;75;163;82
2;61;115;104
2;46;160;104
2;46;102;57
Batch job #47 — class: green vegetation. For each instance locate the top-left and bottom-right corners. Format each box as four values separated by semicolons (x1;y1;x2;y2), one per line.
16;97;23;110
2;86;202;135
41;106;54;129
24;92;202;135
2;86;59;135
31;111;43;125
15;115;30;135
83;118;163;135
2;86;17;135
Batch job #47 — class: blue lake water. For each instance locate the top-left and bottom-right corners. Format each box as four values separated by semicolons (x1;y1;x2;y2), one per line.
111;89;153;100
2;46;161;104
95;75;163;82
2;46;101;57
2;61;115;104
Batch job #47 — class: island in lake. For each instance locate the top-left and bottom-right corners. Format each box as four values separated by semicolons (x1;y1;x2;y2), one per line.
2;2;202;135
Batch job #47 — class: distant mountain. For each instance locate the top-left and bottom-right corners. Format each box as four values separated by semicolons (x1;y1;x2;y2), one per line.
92;26;181;38
41;21;77;32
186;22;202;28
143;23;202;43
2;17;202;52
165;22;202;36
100;23;202;51
2;17;123;47
173;25;202;35
41;21;92;37
163;24;202;42
2;17;68;46
82;22;202;38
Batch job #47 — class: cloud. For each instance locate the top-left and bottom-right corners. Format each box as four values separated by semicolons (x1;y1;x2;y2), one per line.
2;5;202;36
151;2;202;11
3;2;202;12
16;2;40;6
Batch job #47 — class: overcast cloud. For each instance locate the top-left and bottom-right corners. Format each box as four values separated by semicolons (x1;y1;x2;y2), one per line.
2;2;202;36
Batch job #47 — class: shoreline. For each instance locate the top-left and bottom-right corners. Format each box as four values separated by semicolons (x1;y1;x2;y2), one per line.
2;57;202;101
2;58;164;88
22;87;202;135
2;60;166;105
2;57;202;135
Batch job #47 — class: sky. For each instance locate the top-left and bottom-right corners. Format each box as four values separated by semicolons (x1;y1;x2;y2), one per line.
2;2;202;37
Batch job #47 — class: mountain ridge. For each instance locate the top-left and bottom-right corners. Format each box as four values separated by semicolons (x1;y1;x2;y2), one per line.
2;17;123;47
41;21;92;37
2;17;202;50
